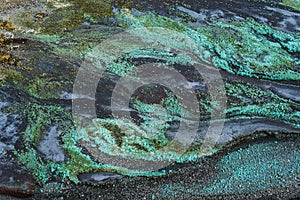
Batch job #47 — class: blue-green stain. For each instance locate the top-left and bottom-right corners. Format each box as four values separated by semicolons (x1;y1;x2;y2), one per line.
203;140;300;194
158;139;300;197
12;5;300;188
118;12;300;81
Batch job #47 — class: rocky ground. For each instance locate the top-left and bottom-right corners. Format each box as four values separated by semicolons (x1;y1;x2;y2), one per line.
0;0;299;199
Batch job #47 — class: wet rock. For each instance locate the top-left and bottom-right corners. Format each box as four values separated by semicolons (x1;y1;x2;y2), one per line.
0;0;299;199
0;102;21;157
38;126;66;162
215;118;300;144
268;83;300;103
0;86;37;197
0;166;36;198
78;172;122;184
0;87;23;164
296;65;300;72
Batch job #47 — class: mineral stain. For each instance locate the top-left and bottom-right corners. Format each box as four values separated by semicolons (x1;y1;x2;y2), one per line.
0;0;299;199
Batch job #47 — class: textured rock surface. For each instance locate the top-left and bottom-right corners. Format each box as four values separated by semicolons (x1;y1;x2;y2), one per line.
0;0;299;199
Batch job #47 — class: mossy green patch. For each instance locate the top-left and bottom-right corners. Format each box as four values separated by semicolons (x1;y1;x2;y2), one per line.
27;78;64;99
16;103;166;185
13;0;114;36
0;33;26;83
196;19;300;80
281;0;300;11
16;103;73;184
9;2;300;189
225;81;300;128
117;12;300;81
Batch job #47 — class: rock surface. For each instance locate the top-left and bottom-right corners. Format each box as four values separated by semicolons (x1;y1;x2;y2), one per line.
0;0;299;199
